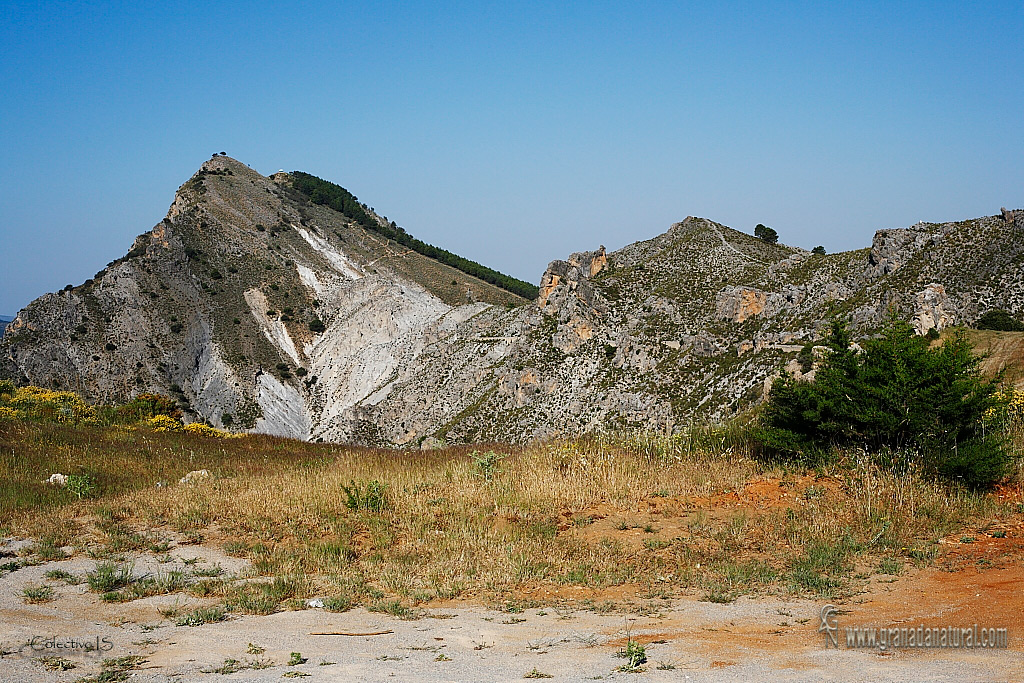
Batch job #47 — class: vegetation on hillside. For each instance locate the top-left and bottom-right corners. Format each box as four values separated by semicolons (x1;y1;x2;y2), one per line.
290;172;539;299
976;309;1024;332
758;318;1018;487
754;224;779;244
0;381;238;438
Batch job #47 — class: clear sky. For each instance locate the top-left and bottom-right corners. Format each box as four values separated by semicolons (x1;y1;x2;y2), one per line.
2;1;1022;315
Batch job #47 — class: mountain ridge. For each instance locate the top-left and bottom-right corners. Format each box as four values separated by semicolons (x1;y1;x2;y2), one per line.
2;155;1022;445
289;171;539;299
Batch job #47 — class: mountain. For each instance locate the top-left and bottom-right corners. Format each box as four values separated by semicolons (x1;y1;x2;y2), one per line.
0;316;12;337
2;156;1022;445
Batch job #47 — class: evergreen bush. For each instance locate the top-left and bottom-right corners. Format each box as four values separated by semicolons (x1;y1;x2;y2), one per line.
975;309;1024;332
754;224;779;244
757;317;1010;487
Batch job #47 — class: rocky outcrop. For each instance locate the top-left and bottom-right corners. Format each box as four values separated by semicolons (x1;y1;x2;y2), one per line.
536;246;610;355
587;246;608;277
716;287;768;322
866;225;938;277
537;248;607;316
912;283;953;335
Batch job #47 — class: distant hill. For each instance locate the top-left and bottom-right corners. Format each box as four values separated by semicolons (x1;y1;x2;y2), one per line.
2;153;1021;445
0;316;12;337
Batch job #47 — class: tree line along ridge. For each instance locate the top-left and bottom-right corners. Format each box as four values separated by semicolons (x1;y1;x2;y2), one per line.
290;172;540;300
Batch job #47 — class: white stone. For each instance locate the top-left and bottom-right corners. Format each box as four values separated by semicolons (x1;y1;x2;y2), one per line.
295;227;364;279
244;289;301;365
179;469;211;484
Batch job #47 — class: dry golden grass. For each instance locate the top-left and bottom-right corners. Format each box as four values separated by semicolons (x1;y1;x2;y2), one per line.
957;330;1024;389
4;419;1021;612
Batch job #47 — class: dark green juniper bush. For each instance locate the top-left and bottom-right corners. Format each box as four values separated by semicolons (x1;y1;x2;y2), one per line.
758;316;1009;486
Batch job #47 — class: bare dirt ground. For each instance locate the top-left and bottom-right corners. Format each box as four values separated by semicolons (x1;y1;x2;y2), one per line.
2;535;1023;683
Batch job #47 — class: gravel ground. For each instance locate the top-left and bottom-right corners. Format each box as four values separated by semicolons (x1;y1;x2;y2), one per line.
2;538;1022;682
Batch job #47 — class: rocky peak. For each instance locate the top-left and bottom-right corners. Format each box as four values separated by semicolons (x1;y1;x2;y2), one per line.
866;224;941;277
537;246;607;314
668;215;711;236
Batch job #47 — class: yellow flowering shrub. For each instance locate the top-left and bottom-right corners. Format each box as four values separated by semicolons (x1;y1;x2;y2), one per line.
183;422;228;438
985;387;1024;424
0;385;246;436
71;404;97;423
1009;388;1024;415
3;386;94;423
148;414;183;432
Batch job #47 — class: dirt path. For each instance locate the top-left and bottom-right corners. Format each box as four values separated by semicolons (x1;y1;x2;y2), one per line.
711;225;766;266
2;537;1023;682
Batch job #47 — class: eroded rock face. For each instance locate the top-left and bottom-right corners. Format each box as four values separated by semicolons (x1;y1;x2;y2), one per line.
868;224;946;278
588;246;608;277
498;368;555;408
912;283;953;335
867;225;938;277
538;249;607;318
537;271;561;307
716;287;768;322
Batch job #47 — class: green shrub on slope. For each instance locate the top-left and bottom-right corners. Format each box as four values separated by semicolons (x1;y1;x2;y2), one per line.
758;317;1011;487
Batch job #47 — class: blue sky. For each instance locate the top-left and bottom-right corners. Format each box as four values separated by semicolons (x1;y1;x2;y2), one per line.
2;1;1022;315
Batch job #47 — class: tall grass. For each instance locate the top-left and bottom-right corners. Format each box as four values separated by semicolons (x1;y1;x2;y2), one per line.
3;417;1018;612
0;418;338;520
